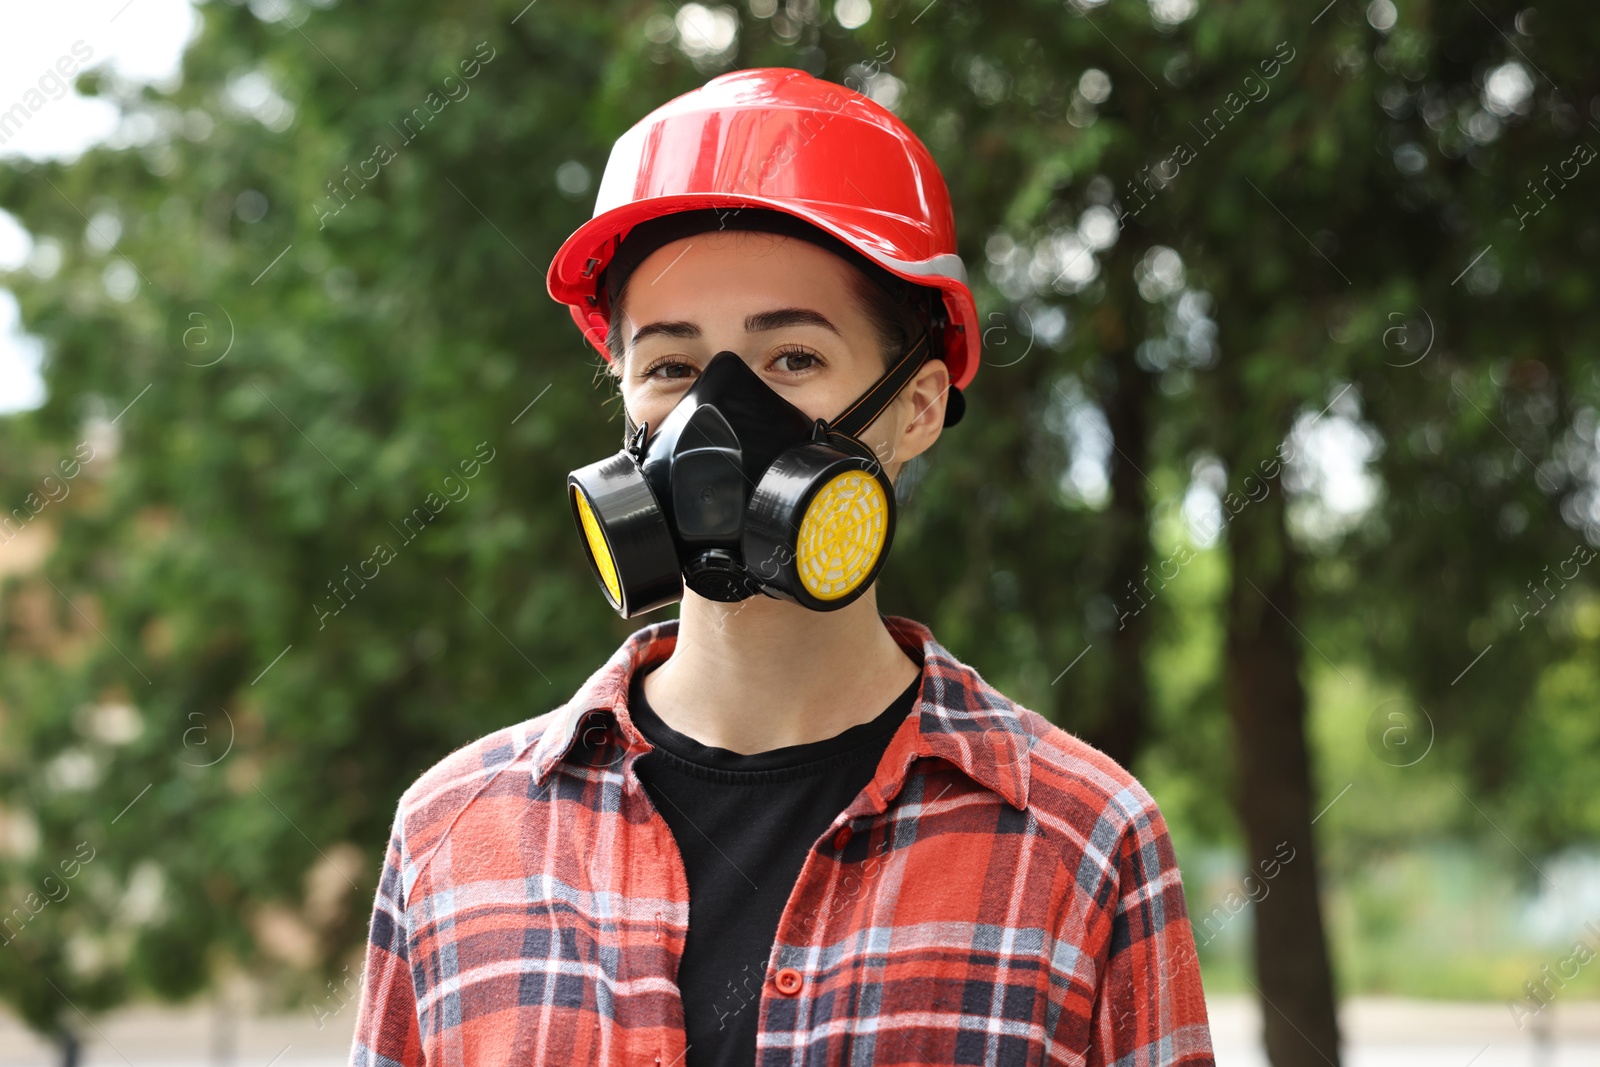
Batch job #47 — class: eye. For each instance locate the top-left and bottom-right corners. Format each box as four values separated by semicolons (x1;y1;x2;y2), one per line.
637;347;824;384
639;357;696;383
770;345;823;374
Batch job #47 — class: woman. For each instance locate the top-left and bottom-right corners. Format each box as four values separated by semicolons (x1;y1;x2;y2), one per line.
351;68;1214;1067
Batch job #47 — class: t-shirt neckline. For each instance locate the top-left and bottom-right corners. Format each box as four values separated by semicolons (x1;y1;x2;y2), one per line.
626;657;922;776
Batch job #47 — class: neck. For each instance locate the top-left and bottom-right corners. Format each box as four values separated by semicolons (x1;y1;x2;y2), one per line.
640;586;921;754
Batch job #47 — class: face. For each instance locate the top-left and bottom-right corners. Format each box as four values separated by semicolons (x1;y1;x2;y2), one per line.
612;231;949;480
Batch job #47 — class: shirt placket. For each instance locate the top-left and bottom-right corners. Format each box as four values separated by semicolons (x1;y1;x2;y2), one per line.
754;719;925;1062
614;717;694;1067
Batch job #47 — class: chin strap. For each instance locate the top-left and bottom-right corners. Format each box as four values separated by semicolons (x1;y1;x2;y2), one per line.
826;327;933;441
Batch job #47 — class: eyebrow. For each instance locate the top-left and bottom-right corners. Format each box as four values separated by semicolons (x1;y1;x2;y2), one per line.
629;307;842;348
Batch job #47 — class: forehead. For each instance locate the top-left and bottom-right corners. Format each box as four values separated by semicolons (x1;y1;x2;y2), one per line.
621;231;862;318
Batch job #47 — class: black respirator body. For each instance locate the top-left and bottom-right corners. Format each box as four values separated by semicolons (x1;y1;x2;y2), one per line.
568;333;932;618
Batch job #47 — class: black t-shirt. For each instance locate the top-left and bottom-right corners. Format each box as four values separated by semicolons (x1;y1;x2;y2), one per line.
628;658;922;1067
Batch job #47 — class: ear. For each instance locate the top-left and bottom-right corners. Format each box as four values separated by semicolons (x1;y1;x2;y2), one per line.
875;357;947;483
897;357;949;456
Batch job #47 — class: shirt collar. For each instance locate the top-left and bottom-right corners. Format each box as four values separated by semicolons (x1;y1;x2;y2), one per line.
529;614;1031;811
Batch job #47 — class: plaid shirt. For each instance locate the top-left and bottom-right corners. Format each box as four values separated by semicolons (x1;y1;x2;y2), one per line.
349;614;1215;1066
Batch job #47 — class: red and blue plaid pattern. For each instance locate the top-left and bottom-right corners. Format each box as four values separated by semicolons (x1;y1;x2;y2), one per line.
349;614;1215;1065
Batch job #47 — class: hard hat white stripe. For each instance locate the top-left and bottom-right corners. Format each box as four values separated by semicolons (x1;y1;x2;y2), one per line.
871;251;969;287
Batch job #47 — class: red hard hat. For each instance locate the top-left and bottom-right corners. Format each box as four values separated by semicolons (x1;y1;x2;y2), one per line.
546;67;981;394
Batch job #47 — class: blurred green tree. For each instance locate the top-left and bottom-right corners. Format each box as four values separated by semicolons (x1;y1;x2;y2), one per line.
0;3;1597;1067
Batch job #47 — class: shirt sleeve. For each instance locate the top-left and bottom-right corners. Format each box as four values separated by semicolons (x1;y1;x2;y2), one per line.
1083;797;1216;1067
349;808;425;1067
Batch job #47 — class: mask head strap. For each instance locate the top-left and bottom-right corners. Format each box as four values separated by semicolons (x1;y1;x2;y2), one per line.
826;327;935;441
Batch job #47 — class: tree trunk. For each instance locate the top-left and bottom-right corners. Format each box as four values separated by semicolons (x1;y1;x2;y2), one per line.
56;1027;80;1067
1224;478;1343;1066
1083;282;1152;772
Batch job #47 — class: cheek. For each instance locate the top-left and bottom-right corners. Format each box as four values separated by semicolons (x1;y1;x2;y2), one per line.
620;386;672;436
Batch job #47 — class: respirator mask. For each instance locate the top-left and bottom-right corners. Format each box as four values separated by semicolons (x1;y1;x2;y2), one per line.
567;328;935;618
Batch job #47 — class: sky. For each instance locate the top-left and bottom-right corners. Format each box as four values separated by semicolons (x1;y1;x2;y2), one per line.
0;0;199;413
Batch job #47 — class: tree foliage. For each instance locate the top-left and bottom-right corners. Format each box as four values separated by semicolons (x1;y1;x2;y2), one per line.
0;0;1596;1060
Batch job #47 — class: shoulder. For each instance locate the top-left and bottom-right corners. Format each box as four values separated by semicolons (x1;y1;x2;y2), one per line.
389;706;568;885
910;621;1173;870
986;687;1177;896
1014;703;1167;838
381;620;665;878
989;702;1187;949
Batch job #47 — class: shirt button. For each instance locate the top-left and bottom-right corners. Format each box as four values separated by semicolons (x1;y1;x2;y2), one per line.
832;825;853;851
773;967;803;995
